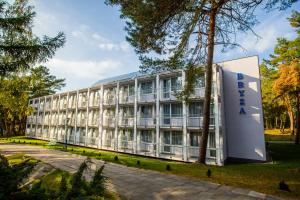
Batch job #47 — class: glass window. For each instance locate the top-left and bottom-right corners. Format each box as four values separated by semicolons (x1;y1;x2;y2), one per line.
189;102;202;117
171;77;182;91
163;131;171;144
190;132;201;146
140;105;152;118
172;131;182;145
195;76;205;88
141;130;152;143
208;132;216;148
129;85;135;96
171;104;182;117
163;104;170;117
141;81;153;94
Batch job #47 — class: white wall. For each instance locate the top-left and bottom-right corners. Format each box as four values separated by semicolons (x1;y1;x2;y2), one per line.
220;56;266;161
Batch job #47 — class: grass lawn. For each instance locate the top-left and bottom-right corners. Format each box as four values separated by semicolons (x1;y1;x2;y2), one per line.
265;129;294;142
6;153;38;166
1;136;300;199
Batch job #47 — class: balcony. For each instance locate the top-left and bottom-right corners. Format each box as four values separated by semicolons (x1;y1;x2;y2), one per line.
161;87;182;101
103;117;116;128
78;101;87;109
77;119;86;127
137;142;156;155
138;93;156;103
160;144;183;157
86;137;98;146
119;140;134;151
188;146;217;160
187;117;215;128
119;117;134;127
120;95;135;104
103;96;116;106
190;87;205;98
137;118;156;127
103;138;114;148
161;117;183;127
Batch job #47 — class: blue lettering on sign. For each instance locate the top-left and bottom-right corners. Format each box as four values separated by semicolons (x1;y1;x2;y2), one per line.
237;73;246;114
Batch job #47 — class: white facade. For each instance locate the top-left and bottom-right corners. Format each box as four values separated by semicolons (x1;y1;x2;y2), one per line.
26;56;266;165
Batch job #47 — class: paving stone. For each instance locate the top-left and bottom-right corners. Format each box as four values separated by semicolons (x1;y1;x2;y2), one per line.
0;144;277;200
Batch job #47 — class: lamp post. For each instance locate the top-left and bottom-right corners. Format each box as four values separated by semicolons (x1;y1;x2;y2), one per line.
64;117;70;149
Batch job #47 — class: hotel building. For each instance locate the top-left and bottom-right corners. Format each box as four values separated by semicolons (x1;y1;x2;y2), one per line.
26;56;266;165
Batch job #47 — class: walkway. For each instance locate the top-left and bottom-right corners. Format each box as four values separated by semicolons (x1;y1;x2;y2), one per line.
0;144;280;200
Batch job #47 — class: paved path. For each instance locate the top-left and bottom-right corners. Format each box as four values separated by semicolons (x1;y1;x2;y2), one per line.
0;144;280;200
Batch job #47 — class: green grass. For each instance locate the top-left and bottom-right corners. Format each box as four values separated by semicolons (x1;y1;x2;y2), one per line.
6;153;38;166
265;129;294;142
1;136;300;199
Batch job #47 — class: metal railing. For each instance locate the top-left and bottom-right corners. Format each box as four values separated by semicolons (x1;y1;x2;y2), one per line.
137;118;156;127
161;117;183;127
137;142;156;154
120;95;135;104
103;96;116;105
187;117;215;127
119;117;134;127
160;144;184;156
138;93;156;102
103;117;116;127
190;87;205;98
119;140;134;151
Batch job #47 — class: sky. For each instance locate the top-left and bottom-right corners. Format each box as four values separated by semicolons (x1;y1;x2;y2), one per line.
30;0;300;92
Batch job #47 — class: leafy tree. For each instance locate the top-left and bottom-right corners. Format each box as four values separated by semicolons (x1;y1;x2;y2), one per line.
0;0;65;75
0;66;65;136
265;11;300;143
106;0;298;163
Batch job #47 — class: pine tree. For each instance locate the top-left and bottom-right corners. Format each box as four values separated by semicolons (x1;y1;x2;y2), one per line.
0;0;65;75
106;0;298;163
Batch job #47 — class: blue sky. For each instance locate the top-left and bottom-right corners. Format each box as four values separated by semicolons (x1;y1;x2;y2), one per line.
31;0;300;92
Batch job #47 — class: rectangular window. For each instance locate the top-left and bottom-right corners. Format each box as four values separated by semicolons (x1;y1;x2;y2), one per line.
195;76;205;88
171;104;182;117
190;132;201;146
129;85;135;96
189;102;202;117
140;105;152;118
171;77;182;91
163;131;171;144
140;81;153;94
141;130;152;143
172;131;182;145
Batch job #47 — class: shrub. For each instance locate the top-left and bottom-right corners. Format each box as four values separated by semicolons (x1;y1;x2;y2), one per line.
59;175;68;198
98;153;101;157
279;180;291;192
71;148;73;151
23;141;25;144
88;165;106;196
114;156;118;161
83;150;85;154
18;140;20;143
166;164;171;171
206;169;212;178
136;160;140;166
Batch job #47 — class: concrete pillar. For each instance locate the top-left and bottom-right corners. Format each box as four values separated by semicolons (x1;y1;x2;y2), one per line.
98;85;104;149
133;77;138;154
85;88;90;146
155;74;160;157
115;82;120;151
182;70;188;161
74;90;79;144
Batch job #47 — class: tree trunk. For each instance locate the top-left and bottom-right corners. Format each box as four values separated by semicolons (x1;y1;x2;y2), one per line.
295;94;300;145
199;9;216;164
288;111;295;135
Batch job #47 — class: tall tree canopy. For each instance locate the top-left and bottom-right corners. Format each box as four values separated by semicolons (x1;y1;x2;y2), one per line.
263;10;300;144
106;0;298;163
0;0;65;75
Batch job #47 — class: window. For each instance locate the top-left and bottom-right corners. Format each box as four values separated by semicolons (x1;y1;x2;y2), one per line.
140;81;153;94
208;132;216;148
141;130;152;143
171;77;182;91
123;107;134;117
189;102;202;117
163;131;182;145
195;76;205;88
190;132;201;146
140;105;152;118
171;104;182;117
129;85;135;96
121;130;133;141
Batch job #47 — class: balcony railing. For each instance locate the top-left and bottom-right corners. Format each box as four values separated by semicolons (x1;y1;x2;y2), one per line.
161;117;183;127
188;146;217;159
86;137;98;146
191;87;205;98
103;138;114;148
161;87;182;101
119;117;134;127
160;144;183;156
137;118;156;127
119;140;133;150
103;96;116;106
138;93;156;102
103;117;116;127
137;142;156;154
187;117;215;127
120;95;135;104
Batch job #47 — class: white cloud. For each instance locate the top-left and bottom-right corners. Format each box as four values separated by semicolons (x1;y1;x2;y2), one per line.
72;25;131;52
45;58;123;91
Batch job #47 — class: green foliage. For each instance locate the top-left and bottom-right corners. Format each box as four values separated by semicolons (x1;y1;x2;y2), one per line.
88;165;106;196
58;175;68;199
166;164;171;171
206;169;212;178
114;155;118;161
0;0;66;75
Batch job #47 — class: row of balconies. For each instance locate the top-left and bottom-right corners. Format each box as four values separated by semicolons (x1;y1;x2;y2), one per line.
31;87;206;111
28;115;215;129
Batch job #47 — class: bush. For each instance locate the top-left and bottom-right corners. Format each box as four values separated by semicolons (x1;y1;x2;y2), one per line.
136;160;140;166
71;148;73;151
206;169;212;178
114;156;118;161
279;180;291;192
166;164;171;171
98;153;101;157
83;150;85;154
